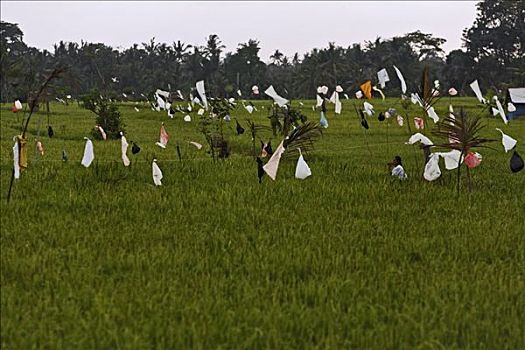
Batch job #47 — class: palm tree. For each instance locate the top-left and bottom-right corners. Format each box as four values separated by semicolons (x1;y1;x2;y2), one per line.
432;108;495;193
270;49;284;65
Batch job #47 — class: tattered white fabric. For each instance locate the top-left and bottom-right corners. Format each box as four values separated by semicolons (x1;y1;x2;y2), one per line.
363;102;374;116
469;80;486;104
316;93;324;107
155;89;169;110
295;149;312;180
189;141;203;150
264;85;289;107
410;93;423;107
121;133;130;166
335;99;342;114
263;140;285;181
152;159;163;186
424;154;441;181
393;65;407;94
196;80;208;110
427;107;439;123
97;125;107;140
406;133;433;146
81;137;94;168
496;128;517;152
435;150;463;170
377;68;390;88
391;165;407;180
372;86;385;100
494;97;508;124
12;138;20;179
14;100;23;110
329;91;342;114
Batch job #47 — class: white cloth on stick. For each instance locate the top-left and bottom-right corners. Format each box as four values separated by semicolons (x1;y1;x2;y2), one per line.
152;159;163;186
121;133;130;166
424;153;441;181
295;148;312;180
406;133;433;146
496;128;517;152
393;65;407;94
263;140;285;180
81;137;94;168
12;138;20;179
264;86;289;107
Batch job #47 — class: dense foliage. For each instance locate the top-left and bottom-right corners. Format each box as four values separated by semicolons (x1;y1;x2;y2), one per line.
80;91;124;140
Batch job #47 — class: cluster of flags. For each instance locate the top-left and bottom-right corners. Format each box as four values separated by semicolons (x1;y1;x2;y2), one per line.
9;70;523;191
404;125;522;181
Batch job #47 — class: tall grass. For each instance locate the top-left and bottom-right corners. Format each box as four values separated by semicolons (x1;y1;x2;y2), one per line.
1;98;524;349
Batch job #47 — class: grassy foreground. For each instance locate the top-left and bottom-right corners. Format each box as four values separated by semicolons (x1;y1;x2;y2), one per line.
1;97;524;349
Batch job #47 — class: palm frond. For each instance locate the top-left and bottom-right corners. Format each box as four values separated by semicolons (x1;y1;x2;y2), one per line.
432;108;495;151
283;122;323;158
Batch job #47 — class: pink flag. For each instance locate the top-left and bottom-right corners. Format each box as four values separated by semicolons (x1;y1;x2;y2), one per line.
414;117;425;130
156;123;169;148
464;152;482;169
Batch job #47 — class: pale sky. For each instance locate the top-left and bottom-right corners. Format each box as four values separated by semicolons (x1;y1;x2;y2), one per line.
1;1;478;61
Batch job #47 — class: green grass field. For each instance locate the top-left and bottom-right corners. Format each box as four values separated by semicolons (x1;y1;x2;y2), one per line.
1;97;524;349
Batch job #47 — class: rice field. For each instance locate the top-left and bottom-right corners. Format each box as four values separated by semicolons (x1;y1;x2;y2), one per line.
1;97;524;349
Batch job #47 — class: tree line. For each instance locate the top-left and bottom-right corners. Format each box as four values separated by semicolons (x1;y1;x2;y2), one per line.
1;0;523;102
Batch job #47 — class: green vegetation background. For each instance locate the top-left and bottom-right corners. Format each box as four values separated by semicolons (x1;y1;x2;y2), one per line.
1;98;524;349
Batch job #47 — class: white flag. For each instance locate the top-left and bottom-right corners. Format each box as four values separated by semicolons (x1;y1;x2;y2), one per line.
196;80;208;110
263;140;285;180
264;86;289;107
12;137;20;179
121;133;130;166
81;137;94;168
152;159;163;186
496;128;517;152
295;149;312;180
393;65;407;94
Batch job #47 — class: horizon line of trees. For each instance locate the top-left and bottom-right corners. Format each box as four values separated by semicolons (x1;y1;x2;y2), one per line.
1;0;523;102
